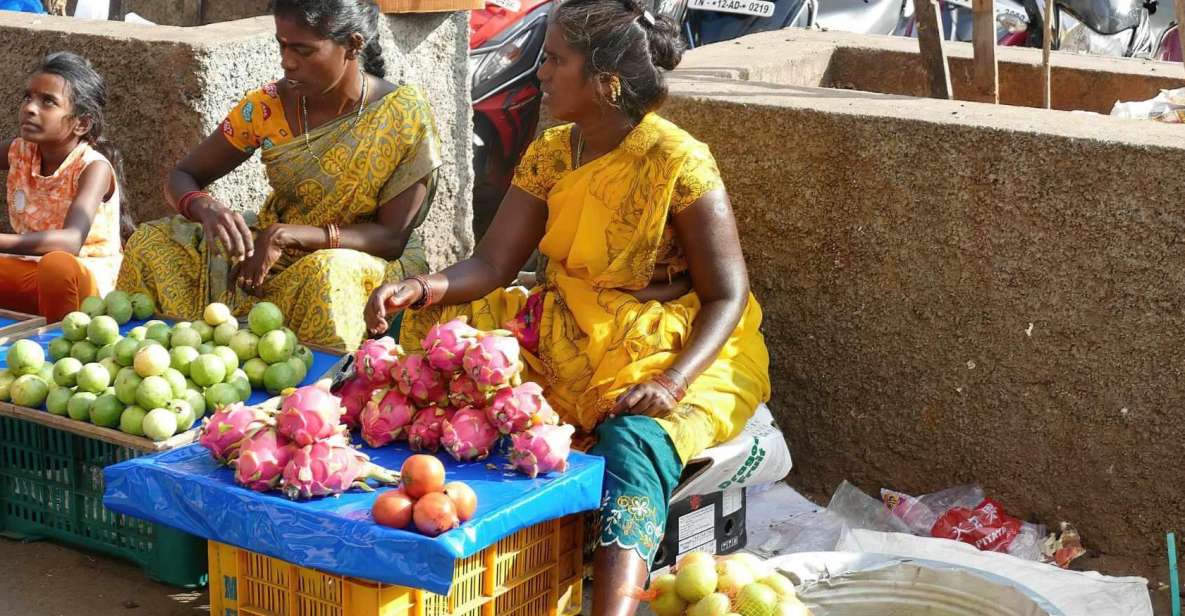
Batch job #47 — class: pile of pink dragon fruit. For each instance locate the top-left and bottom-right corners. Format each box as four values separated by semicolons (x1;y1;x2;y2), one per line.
342;318;574;479
198;383;402;500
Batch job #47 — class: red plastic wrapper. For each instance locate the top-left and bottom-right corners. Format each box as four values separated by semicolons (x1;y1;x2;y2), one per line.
882;486;1045;561
930;498;1023;552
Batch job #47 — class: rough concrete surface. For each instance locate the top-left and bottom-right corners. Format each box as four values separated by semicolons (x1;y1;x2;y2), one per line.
0;10;473;268
661;70;1185;570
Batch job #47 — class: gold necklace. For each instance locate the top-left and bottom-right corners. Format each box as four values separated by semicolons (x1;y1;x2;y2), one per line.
300;71;368;163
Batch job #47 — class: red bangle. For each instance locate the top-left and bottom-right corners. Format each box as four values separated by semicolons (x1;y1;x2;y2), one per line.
408;275;440;310
652;370;688;402
176;190;208;221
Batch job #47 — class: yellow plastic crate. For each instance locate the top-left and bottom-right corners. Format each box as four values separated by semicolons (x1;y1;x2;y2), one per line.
209;514;584;616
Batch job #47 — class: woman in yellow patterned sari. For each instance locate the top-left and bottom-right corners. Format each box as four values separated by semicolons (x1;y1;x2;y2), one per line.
118;0;439;350
365;1;769;613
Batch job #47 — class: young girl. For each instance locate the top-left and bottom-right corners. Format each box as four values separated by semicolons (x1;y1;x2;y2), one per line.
0;51;122;322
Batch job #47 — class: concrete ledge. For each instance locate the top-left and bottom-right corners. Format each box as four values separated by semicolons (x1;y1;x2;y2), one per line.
679;28;1184;113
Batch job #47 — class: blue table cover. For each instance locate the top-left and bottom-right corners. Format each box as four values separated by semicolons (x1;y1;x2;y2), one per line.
103;441;604;593
0;318;342;407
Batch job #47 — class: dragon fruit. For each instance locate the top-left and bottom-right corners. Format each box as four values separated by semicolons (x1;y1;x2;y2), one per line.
360;388;416;448
234;427;296;491
276;384;345;446
463;332;522;389
487;382;558;435
354;337;401;386
394;353;448;407
441;407;501;462
281;440;400;500
448;372;490;409
199;402;272;465
422;318;481;372
406;407;456;453
509;424;575;478
337;376;375;428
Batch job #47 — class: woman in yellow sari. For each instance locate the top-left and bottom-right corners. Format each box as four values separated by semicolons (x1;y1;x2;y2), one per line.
365;1;770;613
118;0;439;350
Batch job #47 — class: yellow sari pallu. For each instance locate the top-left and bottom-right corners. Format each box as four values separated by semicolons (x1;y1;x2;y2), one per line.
401;113;771;464
118;85;441;350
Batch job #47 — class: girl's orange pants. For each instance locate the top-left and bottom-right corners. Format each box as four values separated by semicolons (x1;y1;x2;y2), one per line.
0;251;98;322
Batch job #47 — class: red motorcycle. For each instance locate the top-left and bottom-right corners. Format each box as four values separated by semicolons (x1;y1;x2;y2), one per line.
470;0;553;239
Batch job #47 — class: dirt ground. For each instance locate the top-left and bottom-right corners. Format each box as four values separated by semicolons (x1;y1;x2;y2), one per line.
0;538;208;616
0;529;1175;616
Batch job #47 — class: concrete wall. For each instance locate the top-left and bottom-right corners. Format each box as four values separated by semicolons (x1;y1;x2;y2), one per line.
0;11;473;268
666;35;1185;565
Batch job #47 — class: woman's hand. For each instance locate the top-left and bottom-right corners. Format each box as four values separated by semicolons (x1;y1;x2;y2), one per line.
234;226;284;296
365;280;424;335
611;380;678;418
627;271;692;304
192;196;254;261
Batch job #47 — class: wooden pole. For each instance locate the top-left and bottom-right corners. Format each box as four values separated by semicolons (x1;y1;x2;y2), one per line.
913;0;953;99
1042;0;1053;108
971;0;999;103
1175;0;1185;73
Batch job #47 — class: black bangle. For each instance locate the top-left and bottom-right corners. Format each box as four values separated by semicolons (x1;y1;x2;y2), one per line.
408;276;431;310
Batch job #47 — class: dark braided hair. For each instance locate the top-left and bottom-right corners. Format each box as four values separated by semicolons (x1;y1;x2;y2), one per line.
551;0;685;121
273;0;387;77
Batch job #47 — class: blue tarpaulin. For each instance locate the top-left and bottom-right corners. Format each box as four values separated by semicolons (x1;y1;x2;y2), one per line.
0;317;18;330
103;442;604;594
0;0;46;13
0;319;343;406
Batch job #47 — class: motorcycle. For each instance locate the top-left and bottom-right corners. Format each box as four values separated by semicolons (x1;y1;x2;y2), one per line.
675;0;909;48
897;0;1033;45
469;0;553;240
1016;0;1161;57
1154;17;1180;60
675;0;813;47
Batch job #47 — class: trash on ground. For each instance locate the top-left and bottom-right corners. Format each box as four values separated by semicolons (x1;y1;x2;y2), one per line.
881;484;1046;561
1111;88;1185;123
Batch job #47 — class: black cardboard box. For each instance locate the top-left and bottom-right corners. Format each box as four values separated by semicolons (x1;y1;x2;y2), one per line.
651;488;747;572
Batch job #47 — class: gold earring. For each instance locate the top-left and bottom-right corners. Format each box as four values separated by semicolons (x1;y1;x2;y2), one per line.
609;76;622;103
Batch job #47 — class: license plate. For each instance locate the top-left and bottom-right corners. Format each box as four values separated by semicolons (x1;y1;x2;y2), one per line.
687;0;776;17
487;0;521;10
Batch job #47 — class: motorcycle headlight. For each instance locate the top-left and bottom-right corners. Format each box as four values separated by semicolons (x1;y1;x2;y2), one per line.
471;21;543;100
1058;11;1130;56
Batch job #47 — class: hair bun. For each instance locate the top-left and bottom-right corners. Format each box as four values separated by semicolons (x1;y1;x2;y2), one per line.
645;13;684;71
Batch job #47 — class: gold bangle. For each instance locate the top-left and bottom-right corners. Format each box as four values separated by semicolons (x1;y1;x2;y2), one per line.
326;223;341;249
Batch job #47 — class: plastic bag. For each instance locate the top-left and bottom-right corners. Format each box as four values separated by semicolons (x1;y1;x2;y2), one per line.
882;485;1046;561
1111;88;1185;123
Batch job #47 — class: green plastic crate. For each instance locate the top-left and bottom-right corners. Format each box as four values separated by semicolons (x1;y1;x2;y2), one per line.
0;415;208;587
